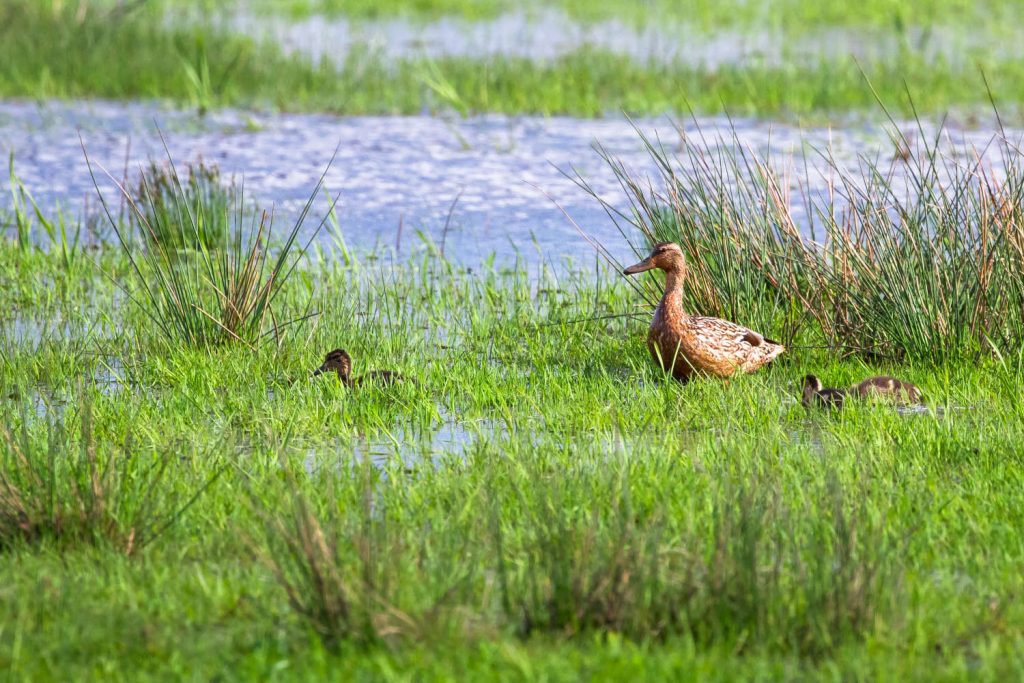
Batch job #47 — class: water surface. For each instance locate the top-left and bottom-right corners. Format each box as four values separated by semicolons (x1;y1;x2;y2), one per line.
1;100;1014;268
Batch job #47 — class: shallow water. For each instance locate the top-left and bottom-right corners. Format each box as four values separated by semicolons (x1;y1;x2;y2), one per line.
211;7;1013;68
0;100;1016;268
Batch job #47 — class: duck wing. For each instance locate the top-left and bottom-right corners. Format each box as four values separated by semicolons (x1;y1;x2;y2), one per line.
742;330;764;346
689;316;775;350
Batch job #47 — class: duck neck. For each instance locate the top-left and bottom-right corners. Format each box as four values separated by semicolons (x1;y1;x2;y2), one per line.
659;266;688;321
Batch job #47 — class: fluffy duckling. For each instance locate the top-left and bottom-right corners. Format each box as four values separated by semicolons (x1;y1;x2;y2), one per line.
851;375;923;404
312;349;405;387
801;374;846;409
801;374;923;410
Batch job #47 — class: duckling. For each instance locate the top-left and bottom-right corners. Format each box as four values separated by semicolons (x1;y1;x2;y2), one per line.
801;374;846;409
623;242;784;380
312;349;406;387
851;375;923;404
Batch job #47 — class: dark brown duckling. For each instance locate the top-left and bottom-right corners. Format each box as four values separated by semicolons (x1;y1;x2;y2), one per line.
851;375;923;404
801;374;846;409
312;349;406;388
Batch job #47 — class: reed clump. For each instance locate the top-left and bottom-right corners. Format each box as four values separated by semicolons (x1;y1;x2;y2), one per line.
584;117;1024;361
90;150;333;348
134;159;232;251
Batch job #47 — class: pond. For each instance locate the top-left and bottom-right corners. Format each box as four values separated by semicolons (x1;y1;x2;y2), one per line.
209;7;1010;67
0;99;1013;268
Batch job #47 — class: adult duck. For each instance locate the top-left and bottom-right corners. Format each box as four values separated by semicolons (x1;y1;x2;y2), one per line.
623;242;784;380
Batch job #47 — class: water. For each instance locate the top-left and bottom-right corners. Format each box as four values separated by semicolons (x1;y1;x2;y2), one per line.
2;100;1014;270
210;7;1014;68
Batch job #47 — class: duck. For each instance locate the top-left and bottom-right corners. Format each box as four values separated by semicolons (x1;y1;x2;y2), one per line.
801;374;846;409
801;374;923;409
623;242;784;380
851;375;923;404
312;349;406;387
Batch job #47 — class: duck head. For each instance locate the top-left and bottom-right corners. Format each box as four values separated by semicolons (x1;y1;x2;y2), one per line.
623;242;685;275
801;374;824;391
313;349;353;381
801;374;823;403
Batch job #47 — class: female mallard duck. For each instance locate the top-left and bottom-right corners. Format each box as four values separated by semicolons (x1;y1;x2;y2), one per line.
801;374;923;409
312;349;406;387
623;242;784;380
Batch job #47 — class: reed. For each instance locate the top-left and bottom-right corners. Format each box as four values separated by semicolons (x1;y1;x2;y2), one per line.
88;149;335;348
133;159;232;251
580;114;1024;360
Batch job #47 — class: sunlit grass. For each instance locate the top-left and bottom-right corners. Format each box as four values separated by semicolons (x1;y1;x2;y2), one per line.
88;147;333;349
1;216;1023;676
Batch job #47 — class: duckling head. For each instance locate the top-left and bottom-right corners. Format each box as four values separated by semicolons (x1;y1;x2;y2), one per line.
801;374;824;405
802;374;824;391
313;348;352;381
623;242;685;275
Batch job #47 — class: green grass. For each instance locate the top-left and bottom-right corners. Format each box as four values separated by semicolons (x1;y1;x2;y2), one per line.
2;186;1024;677
132;160;233;251
3;0;1024;118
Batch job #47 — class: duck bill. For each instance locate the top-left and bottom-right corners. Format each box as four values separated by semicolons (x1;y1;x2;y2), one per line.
623;257;656;275
312;365;326;377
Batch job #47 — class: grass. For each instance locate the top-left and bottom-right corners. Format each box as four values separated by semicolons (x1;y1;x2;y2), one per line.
2;174;1024;677
3;0;1024;118
132;159;233;252
0;393;218;555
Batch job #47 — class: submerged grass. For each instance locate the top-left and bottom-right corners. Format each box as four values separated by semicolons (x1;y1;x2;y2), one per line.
151;0;1024;32
3;1;1024;118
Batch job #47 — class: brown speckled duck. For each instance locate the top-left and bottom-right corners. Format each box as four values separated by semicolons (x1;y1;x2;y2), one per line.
623;242;784;380
313;349;406;387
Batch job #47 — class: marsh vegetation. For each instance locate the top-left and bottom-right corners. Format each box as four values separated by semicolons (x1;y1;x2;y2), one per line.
3;0;1024;680
3;125;1024;677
